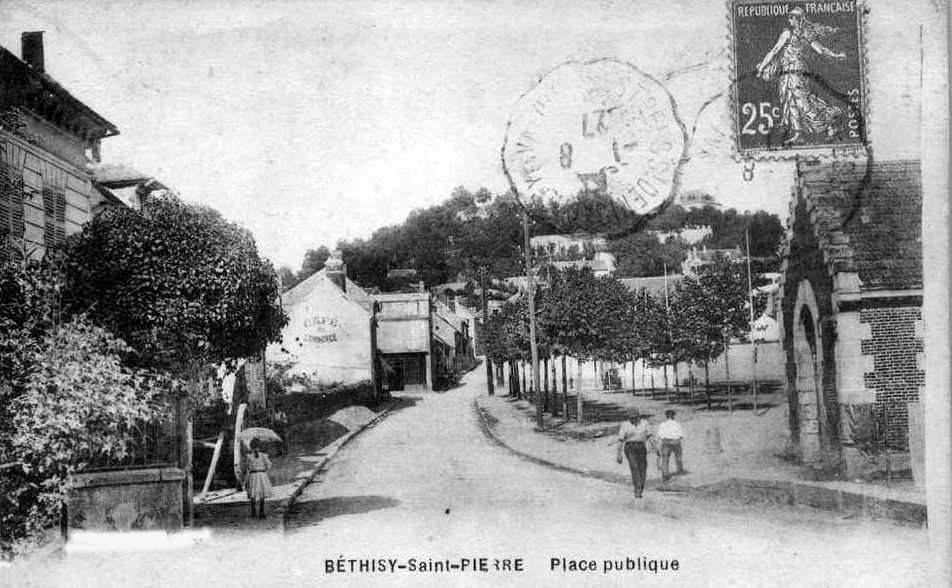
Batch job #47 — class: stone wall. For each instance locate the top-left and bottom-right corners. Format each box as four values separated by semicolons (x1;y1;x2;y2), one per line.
780;194;838;453
68;468;184;532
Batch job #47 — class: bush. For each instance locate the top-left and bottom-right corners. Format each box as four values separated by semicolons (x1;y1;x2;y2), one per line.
1;317;170;557
266;363;377;426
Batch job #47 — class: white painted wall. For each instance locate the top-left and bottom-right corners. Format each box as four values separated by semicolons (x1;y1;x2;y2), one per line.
268;275;373;384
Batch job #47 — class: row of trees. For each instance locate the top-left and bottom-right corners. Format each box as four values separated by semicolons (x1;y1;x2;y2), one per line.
1;193;287;555
483;258;765;422
278;188;784;293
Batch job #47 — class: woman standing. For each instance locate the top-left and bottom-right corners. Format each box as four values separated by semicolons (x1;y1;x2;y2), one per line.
244;439;273;518
615;409;653;499
755;7;847;144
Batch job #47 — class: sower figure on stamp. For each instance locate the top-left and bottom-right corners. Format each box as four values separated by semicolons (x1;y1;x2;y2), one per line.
614;409;653;499
755;7;847;144
657;409;684;482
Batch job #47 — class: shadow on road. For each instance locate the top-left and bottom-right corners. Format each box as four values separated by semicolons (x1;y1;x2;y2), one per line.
387;394;422;413
284;495;400;532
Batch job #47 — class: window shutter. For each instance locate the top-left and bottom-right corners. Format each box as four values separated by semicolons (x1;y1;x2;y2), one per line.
54;188;66;245
0;166;10;238
9;169;23;239
43;185;55;247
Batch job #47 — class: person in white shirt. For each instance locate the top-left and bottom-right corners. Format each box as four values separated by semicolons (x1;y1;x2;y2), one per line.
657;409;684;482
615;408;653;498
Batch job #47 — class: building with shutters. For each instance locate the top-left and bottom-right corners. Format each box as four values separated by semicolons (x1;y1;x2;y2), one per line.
0;32;119;260
779;159;923;478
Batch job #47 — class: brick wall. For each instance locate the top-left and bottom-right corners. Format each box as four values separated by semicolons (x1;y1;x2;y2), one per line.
859;306;924;450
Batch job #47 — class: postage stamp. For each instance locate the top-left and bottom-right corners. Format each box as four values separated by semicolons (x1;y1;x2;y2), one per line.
729;1;868;158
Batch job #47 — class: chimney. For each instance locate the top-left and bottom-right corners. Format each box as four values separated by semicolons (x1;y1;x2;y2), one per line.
21;32;45;74
325;250;346;293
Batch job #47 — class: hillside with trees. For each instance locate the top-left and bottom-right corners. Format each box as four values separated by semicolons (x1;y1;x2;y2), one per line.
280;189;785;291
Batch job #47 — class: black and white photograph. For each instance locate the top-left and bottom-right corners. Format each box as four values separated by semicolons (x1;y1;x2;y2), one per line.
0;1;948;586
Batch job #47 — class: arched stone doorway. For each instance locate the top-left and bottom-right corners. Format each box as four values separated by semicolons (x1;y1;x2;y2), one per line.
792;279;826;463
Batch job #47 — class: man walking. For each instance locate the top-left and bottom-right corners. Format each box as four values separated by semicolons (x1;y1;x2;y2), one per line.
657;409;684;482
615;408;653;499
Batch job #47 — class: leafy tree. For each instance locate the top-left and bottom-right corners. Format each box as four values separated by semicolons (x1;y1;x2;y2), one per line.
276;266;297;291
639;289;680;392
300;245;331;278
61;195;287;393
671;256;767;405
539;268;633;421
611;232;688;277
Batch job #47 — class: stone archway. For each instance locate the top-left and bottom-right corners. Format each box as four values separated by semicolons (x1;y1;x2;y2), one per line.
792;279;826;464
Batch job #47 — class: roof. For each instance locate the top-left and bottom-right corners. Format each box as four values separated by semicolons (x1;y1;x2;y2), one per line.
387;268;417;279
0;44;117;140
89;162;151;185
619;275;683;297
282;268;373;312
374;292;430;302
550;259;612;272
794;159;922;292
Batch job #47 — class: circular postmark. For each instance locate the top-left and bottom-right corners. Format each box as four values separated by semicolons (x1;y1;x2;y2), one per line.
502;58;686;216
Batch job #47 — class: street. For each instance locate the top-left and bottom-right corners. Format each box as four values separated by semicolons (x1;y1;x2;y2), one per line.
9;369;933;588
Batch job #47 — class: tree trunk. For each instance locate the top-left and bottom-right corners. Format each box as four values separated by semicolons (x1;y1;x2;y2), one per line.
663;362;670;402
521;361;527;400
671;361;680;403
688;363;695;404
704;359;712;411
175;395;194;527
724;338;732;412
561;355;568;417
631;361;636;394
543;356;550;412
576;358;584;423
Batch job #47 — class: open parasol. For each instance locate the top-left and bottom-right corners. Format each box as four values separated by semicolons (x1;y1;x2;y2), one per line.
237;427;282;446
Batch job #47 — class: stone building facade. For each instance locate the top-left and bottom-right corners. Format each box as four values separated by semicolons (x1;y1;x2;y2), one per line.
779;159;923;475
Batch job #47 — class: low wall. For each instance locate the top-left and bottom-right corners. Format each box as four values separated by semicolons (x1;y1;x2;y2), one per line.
68;467;184;532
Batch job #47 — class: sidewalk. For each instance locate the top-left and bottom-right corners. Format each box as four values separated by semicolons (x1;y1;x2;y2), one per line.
193;399;399;529
475;391;927;527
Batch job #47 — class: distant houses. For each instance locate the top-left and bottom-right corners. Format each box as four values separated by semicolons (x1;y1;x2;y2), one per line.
272;251;476;393
531;233;617;277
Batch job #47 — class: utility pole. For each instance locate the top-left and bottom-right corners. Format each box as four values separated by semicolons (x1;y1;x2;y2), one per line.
746;228;758;410
480;270;494;395
523;211;542;429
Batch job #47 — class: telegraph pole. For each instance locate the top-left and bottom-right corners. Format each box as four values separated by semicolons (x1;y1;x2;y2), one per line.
746;228;758;410
523;211;542;429
480;270;494;395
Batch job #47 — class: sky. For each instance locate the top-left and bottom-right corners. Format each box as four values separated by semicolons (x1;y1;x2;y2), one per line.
1;0;927;271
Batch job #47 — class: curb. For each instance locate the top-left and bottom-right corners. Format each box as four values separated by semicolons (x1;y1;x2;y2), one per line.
279;400;399;514
473;397;927;527
696;478;927;527
473;398;630;487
